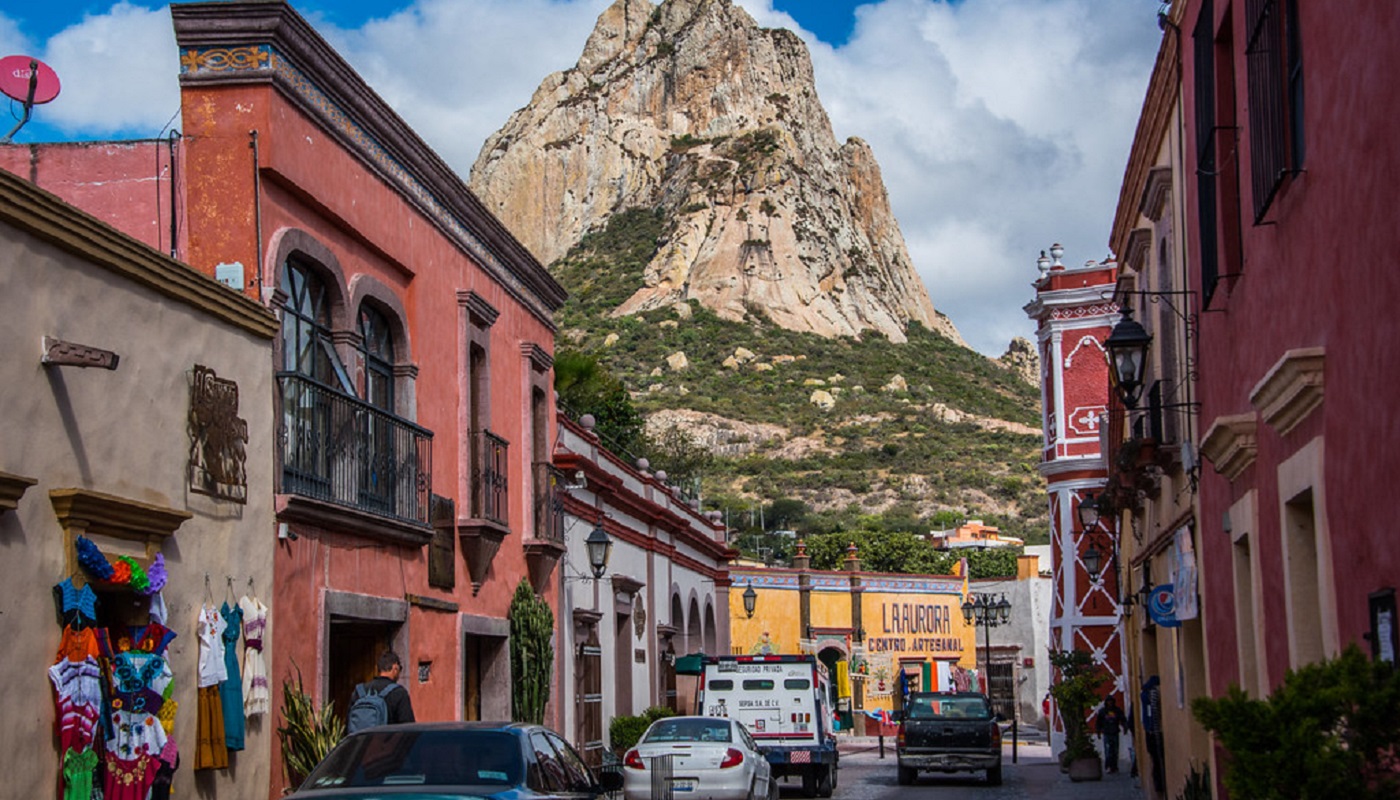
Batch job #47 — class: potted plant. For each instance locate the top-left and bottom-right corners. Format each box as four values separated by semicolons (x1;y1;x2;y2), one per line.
1048;648;1107;782
277;664;345;787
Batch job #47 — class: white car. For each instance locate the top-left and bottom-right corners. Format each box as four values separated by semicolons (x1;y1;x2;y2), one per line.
622;716;776;800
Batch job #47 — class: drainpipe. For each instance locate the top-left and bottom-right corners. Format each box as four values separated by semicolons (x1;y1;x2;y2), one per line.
250;129;264;302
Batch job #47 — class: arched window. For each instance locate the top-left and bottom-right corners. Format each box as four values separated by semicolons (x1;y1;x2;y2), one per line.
280;259;350;391
356;303;398;513
358;304;395;411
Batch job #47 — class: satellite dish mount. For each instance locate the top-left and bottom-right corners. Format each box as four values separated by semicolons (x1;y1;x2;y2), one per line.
1;55;62;144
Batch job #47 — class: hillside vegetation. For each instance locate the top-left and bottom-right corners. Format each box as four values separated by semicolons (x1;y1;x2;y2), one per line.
553;209;1048;547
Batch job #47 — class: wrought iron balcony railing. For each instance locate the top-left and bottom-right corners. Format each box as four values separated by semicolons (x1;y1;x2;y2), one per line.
473;429;508;526
278;372;432;527
533;462;565;544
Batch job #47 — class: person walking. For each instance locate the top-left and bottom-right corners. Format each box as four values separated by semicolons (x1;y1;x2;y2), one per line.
1095;695;1128;773
347;651;415;733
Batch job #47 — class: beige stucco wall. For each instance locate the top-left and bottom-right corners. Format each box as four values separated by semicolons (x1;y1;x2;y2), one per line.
0;173;277;799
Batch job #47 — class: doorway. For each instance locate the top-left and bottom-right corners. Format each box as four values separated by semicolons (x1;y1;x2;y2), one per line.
328;619;398;722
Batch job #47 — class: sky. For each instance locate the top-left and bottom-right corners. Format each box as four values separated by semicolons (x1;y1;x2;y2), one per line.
0;0;1164;357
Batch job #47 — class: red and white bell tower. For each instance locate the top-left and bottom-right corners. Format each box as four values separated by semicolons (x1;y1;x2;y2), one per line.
1023;245;1126;753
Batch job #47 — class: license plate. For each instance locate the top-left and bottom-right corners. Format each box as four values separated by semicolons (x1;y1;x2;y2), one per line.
670;779;697;792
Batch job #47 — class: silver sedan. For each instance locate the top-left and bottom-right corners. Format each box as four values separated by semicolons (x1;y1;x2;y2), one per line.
622;716;776;800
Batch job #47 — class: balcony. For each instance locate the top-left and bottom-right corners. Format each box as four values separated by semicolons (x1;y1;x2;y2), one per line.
277;372;433;544
524;462;567;589
460;429;511;595
473;430;509;525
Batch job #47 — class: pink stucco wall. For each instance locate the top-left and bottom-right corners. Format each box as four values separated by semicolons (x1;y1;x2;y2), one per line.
1182;1;1400;694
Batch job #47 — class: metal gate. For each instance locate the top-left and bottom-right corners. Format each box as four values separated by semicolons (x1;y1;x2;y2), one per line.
578;629;604;767
988;660;1015;721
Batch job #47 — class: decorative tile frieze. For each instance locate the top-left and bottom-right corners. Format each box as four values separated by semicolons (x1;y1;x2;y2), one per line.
179;45;271;74
1200;413;1259;482
1249;347;1324;436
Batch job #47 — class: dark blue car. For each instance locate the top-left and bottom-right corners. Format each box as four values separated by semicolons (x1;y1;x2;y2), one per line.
287;721;624;800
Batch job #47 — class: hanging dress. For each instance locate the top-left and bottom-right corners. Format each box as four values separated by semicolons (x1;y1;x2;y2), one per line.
219;601;245;751
50;585;103;800
97;622;175;800
195;604;229;770
239;595;270;717
61;745;98;800
50;625;103;754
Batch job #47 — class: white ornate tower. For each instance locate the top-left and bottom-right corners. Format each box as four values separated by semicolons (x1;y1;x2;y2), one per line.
1023;245;1127;753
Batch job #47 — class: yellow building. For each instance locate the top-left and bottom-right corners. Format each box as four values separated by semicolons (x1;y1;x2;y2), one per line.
729;542;977;733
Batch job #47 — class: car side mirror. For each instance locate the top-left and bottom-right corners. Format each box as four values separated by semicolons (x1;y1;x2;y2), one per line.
595;770;624;793
994;712;1007;723
891;710;904;722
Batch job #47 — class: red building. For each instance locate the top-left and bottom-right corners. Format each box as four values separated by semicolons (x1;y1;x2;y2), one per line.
1023;246;1127;753
1106;1;1400;795
3;3;570;796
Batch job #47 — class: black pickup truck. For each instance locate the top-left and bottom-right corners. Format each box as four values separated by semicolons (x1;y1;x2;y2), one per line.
895;691;1003;785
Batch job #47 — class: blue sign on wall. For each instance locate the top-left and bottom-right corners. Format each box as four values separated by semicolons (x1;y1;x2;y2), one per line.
1147;584;1180;628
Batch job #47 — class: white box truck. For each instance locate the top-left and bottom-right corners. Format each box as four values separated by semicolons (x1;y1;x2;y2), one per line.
697;654;839;797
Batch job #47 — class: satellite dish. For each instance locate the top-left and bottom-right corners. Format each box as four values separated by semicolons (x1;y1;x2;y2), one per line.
0;55;61;104
0;55;61;144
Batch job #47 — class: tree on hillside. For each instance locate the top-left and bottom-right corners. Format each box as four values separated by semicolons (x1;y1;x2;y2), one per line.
805;531;955;574
554;348;646;456
764;498;809;531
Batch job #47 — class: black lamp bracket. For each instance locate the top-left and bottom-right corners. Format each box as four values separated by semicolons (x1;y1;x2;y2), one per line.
1103;288;1202;406
1109;288;1197;327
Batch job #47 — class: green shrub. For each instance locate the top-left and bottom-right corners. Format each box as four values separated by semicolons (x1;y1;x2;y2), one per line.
1049;649;1106;763
610;706;678;754
1193;645;1400;799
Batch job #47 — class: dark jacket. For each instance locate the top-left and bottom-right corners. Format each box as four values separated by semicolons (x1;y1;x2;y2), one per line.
365;676;416;724
1095;703;1126;736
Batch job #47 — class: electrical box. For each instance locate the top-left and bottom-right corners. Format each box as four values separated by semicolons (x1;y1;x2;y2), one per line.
214;262;244;291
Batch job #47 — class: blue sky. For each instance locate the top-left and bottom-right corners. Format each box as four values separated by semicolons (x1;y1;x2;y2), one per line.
6;0;869;46
0;0;1163;356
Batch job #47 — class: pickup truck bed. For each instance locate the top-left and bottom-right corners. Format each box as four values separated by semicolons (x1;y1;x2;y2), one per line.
896;691;1003;786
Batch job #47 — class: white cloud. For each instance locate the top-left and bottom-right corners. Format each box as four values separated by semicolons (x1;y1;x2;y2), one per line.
782;0;1159;355
0;12;36;58
38;4;180;137
317;0;613;171
17;0;1160;356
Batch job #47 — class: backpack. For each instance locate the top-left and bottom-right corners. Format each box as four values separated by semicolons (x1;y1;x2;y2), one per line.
347;682;399;734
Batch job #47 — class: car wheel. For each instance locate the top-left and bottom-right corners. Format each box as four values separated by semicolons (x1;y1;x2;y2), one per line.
897;765;916;786
988;763;1003;786
816;766;833;798
767;775;779;800
802;769;817;797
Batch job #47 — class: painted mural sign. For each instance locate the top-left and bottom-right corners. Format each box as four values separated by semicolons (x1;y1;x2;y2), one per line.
865;600;965;655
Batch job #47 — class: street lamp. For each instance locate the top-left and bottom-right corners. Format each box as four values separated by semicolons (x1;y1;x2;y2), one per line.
961;593;1012;685
585;524;613;579
742;583;758;619
1077;493;1108;579
1104;306;1152;409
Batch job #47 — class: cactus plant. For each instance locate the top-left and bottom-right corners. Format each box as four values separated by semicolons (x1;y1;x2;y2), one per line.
509;579;555;724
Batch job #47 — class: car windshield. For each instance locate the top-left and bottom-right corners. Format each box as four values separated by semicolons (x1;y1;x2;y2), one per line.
301;730;523;789
905;696;992;721
643;719;733;744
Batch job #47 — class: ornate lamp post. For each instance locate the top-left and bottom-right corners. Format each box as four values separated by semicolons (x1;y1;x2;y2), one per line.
961;593;1012;689
742;583;758;619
